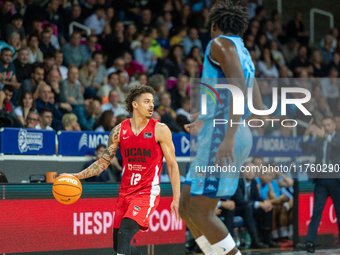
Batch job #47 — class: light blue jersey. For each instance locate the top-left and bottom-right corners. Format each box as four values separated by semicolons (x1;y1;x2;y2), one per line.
186;35;255;199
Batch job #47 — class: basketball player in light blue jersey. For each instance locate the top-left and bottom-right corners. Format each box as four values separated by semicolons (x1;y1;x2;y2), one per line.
179;1;264;255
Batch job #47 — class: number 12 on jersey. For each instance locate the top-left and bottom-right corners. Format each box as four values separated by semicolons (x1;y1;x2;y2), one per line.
131;173;141;185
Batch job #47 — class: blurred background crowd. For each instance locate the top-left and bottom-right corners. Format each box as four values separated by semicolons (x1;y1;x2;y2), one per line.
0;0;339;137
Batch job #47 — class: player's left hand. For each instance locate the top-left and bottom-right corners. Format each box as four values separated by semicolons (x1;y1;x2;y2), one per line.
170;199;181;221
214;137;235;168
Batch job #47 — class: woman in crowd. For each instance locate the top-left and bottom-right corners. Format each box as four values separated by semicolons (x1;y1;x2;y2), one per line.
258;47;279;78
27;34;43;63
15;91;36;126
94;110;117;132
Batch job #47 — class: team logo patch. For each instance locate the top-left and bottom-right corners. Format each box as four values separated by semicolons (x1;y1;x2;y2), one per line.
134;205;141;211
128;164;132;170
132;210;139;216
144;132;152;138
123;129;127;135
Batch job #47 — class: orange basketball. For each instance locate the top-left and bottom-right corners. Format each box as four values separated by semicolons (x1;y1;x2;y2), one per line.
52;175;82;205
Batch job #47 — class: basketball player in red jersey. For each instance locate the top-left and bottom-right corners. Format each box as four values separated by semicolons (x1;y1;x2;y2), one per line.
62;86;181;255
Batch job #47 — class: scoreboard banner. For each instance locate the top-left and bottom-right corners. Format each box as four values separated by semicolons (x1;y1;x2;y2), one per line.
0;197;185;253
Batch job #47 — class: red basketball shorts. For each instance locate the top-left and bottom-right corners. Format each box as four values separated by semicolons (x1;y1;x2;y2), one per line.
113;193;160;230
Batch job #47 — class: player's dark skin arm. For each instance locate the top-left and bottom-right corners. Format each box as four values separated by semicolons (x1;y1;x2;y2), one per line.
60;124;121;179
210;37;247;167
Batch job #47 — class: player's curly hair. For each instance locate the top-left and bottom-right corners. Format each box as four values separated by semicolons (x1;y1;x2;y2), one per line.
209;0;249;36
125;85;156;113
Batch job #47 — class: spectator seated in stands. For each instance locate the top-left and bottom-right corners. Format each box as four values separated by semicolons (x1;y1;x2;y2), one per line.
27;34;43;64
134;37;158;75
256;167;291;245
230;162;274;249
0;85;16;117
320;68;340;111
312;97;334;128
3;13;26;47
93;110;117;132
42;52;56;81
15;91;36;126
55;50;68;80
84;144;111;182
84;5;106;36
257;47;279;78
82;35;98;61
169;75;189;110
157;45;184;78
72;97;101;131
0;0;13;32
122;50;145;78
43;23;60;50
35;108;53;130
35;84;63;130
329;52;340;75
0;47;20;91
43;0;65;41
156;91;183;133
92;50;107;86
106;57;129;81
26;111;39;129
13;47;32;84
170;26;187;47
289;45;313;77
97;71;126;107
79;59;101;99
18;63;45;101
62;113;81;131
183;27;203;57
101;89;129;117
62;31;86;68
320;35;334;64
183;58;200;79
39;30;56;55
148;27;163;59
59;65;84;107
311;50;328;78
176;97;192;129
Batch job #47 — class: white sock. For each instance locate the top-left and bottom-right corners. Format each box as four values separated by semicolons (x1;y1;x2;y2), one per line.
211;234;236;255
196;235;218;255
235;251;242;255
288;224;293;238
280;226;288;238
272;229;279;239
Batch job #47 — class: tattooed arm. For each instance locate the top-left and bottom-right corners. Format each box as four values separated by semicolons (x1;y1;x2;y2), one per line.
60;124;121;179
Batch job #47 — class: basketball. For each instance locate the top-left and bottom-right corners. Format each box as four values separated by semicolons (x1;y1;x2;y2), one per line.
52;175;82;205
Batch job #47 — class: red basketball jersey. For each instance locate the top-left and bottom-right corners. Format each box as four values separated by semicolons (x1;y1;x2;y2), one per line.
119;118;164;197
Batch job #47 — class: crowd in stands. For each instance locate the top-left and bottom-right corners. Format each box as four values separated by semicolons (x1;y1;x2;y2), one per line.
0;0;340;252
0;0;339;137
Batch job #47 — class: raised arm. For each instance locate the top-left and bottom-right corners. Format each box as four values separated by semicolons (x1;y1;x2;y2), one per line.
156;122;181;221
61;124;121;179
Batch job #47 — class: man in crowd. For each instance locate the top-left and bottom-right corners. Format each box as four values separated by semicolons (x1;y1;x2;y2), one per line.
84;5;106;36
0;48;20;90
0;85;15;117
134;37;157;75
59;65;84;106
62;31;86;67
72;97;101;131
101;89;129;117
17;63;45;101
13;47;32;83
39;30;56;55
26;111;39;129
35;108;54;130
